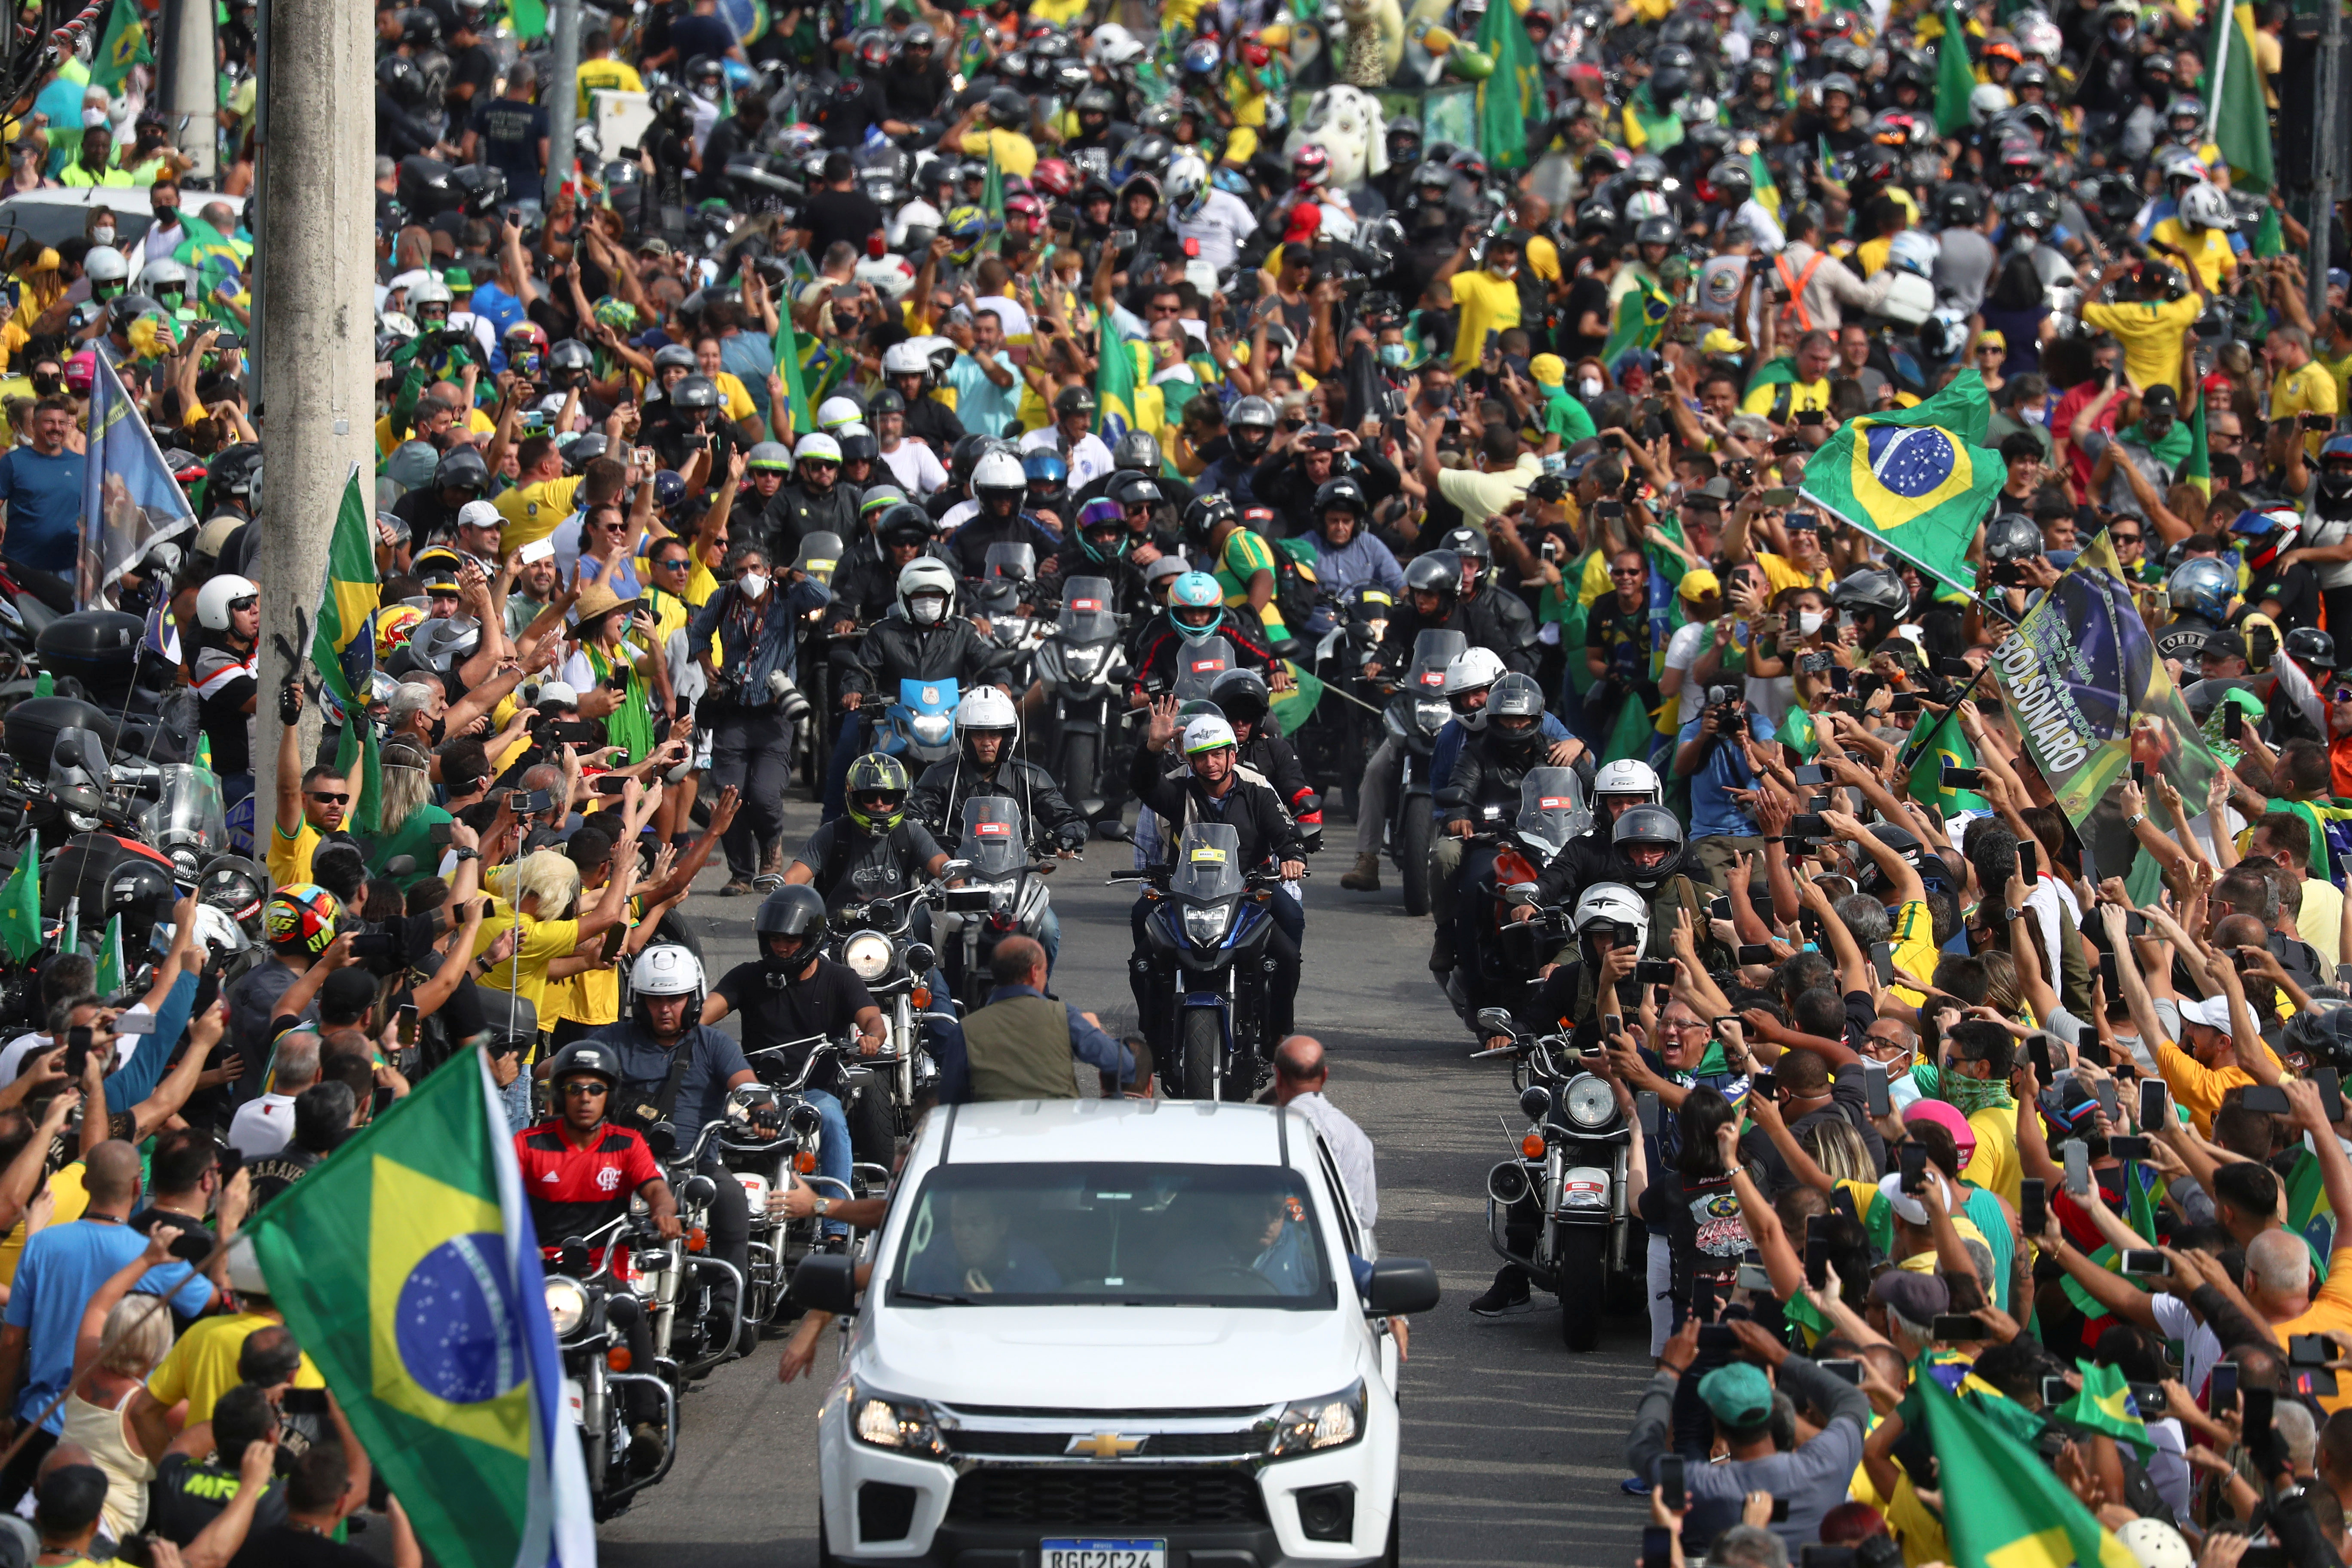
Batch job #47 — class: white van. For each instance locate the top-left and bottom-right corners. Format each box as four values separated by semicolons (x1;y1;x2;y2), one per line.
797;1098;1438;1568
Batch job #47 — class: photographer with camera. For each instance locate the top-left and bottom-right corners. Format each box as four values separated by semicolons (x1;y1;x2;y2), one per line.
1672;674;1776;888
689;540;830;892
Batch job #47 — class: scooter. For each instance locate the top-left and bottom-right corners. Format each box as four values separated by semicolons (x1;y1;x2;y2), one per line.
1379;628;1466;917
1032;575;1128;815
1120;821;1290;1102
935;798;1057;1011
1472;1008;1638;1352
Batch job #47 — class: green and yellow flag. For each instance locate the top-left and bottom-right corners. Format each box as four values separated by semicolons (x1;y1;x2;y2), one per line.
2058;1361;2156;1453
982;145;1004;254
92;0;150;92
0;833;38;967
773;299;814;438
2208;0;2274;193
1096;312;1140;445
1919;1371;2142;1568
1600;279;1673;369
1798;371;2006;597
94;915;123;999
309;469;384;836
1933;2;1975;138
1474;0;1541;170
1904;704;1988;817
246;1054;596;1568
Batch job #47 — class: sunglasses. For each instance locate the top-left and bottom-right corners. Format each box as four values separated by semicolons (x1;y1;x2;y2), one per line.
653;555;689;570
306;791;350;804
1609;567;1645;579
2110;533;2143;545
228;596;258;612
560;1081;609;1097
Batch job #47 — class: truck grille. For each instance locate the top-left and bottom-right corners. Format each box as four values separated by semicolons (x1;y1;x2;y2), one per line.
947;1468;1269;1528
942;1430;1264;1461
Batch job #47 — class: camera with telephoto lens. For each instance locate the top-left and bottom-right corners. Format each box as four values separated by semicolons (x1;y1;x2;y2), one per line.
351;905;450;977
762;668;812;723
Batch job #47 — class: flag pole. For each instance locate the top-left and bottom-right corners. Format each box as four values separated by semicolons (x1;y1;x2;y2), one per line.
2204;1;2229;154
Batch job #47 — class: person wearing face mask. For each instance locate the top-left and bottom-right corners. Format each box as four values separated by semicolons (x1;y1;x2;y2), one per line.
1528;354;1598;446
1434;230;1526;375
141;180;184;267
689;541;833;892
827;556;1008;820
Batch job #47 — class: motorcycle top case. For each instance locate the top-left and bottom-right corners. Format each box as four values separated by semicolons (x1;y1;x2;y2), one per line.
5;695;116;770
43;831;176;919
35;612;145;707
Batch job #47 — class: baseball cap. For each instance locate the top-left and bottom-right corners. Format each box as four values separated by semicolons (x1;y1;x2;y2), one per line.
1876;1168;1952;1228
1696;1361;1774;1427
2199;628;2248;662
1678;568;1722;603
1700;328;1749;356
1529;353;1567;387
1901;1098;1977;1157
532;680;580;709
456;499;501;533
2177;994;2235;1031
1869;1265;1949;1323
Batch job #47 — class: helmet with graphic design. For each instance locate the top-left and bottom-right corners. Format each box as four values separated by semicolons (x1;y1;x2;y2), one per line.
844;752;913;832
1168;571;1226;643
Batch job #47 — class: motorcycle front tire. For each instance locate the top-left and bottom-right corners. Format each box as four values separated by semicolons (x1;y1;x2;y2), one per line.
1399;807;1434;917
1180;1008;1219;1102
1060;730;1097;810
1559;1227;1606;1351
848;1079;895;1168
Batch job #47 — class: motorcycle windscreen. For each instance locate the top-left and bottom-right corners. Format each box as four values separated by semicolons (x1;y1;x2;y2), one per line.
793;530;844;587
1517;766;1592;854
983;541;1037;583
959;796;1027;879
1405;628;1468;694
141;764;227;855
1170;636;1235;703
1057;576;1118;643
1171;821;1245;901
897;677;959;749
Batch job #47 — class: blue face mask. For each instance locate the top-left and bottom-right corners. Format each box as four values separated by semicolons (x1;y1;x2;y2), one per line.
1378;342;1412;368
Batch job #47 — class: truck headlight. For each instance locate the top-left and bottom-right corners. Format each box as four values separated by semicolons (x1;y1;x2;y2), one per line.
850;1382;950;1459
1269;1380;1364;1459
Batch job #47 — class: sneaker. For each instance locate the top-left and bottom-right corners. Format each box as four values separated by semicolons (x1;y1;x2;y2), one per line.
628;1421;670;1475
1467;1265;1532;1317
1620;1476;1651;1497
1339;852;1381;892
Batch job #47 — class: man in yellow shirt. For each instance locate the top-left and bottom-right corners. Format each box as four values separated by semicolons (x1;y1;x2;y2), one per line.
267;688;351;890
494;438;588;554
574;25;644;117
1443;231;1525;374
2267;325;2341;457
2148;211;2237;294
2155;992;2283;1133
1741;332;1838;423
2080;257;2204;393
949;93;1038;178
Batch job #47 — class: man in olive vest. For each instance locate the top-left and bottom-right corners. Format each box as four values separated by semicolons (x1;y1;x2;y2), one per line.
931;937;1144;1102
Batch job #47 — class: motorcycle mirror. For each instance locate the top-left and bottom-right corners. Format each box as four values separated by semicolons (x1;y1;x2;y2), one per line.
787;1251;861;1316
904;942;937;971
1475;1007;1520;1040
645;1120;679;1159
51;735;80;770
1077;796;1106;818
559;1237;592;1275
678;1173;718;1208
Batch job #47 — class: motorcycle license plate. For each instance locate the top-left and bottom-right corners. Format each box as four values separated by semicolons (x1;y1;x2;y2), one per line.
1041;1541;1166;1568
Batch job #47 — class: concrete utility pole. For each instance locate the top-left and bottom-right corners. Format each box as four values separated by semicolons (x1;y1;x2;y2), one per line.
156;0;217;183
2316;1;2343;325
545;0;580;210
251;0;372;846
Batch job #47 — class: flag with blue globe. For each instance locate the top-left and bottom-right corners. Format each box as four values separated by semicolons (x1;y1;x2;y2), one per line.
1798;371;2008;597
246;1055;595;1568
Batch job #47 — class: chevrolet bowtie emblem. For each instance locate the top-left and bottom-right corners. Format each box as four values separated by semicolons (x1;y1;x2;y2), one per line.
1066;1432;1144;1459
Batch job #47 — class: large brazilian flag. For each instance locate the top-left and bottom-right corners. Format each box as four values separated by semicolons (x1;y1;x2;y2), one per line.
1917;1372;2140;1568
309;469;384;835
1798;371;2006;597
247;1054;595;1568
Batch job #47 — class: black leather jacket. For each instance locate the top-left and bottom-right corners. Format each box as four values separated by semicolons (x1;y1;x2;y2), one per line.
910;753;1090;845
764;479;862;564
1438;730;1552;827
838;612;1007;698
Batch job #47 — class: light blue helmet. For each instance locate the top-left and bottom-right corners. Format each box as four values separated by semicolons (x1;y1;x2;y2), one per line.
1169;570;1226;643
2167;556;2237;624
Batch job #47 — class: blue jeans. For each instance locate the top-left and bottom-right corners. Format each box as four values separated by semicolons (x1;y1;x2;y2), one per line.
1039;905;1062;974
823;711;874;821
801;1087;854;1238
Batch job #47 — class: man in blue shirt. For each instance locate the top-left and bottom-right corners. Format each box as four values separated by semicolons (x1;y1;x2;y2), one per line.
0;1141;216;1502
928;937;1138;1102
1672;686;1776;888
0;399;89;579
944;309;1020;439
462;63;548;203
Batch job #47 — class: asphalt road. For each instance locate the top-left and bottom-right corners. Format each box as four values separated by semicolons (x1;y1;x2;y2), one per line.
597;791;1656;1568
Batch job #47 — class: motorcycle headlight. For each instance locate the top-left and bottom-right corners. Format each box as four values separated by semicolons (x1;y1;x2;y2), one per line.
912;715;952;743
1181;903;1231;947
841;931;894;981
1414;698;1449;734
1064;644;1107;677
1268;1380;1364;1459
1564;1074;1616;1130
851;1382;951;1458
544;1275;588;1337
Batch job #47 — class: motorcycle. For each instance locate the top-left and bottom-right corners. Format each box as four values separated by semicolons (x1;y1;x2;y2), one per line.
1168;634;1236;704
825;884;949;1160
973;542;1049;683
864;676;960;768
709;1063;863;1333
1379;628;1466;917
1295;582;1390;802
642;1123;748;1380
1031;575;1128;816
1443;768;1591;1027
1471;1008;1638;1351
935;798;1056;1011
542;1219;681;1520
1121;821;1287;1103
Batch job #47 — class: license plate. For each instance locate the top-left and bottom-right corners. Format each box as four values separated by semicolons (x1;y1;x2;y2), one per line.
1041;1540;1166;1568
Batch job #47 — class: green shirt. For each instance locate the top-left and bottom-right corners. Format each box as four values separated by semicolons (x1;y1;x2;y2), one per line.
362;803;454;891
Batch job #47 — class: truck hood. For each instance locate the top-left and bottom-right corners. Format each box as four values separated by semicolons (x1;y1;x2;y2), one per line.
861;1305;1365;1411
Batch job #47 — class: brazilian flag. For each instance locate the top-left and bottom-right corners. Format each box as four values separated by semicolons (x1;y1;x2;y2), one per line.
1600;280;1672;370
2057;1362;2156;1453
94;915;123;998
1798;371;2006;597
247;1055;595;1568
309;469;384;836
92;0;150;92
0;831;37;966
773;297;815;438
1918;1372;2143;1568
1903;704;1987;816
1095;312;1139;445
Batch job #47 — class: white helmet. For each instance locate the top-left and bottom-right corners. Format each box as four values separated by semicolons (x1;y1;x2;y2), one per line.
970;449;1026;496
1165;154;1210;218
1442;646;1508;731
1182;714;1237;755
1573;882;1651;953
406;273;453;308
141;257;188;292
882;339;932;377
2178;181;2236;232
1886;230;1939;277
795;432;842;466
377;310;420;344
1091;23;1145;63
225;1233;267;1295
631;944;706;1017
2116;1520;2193;1568
955;685;1018;741
818;395;864;431
1624;188;1671;223
84;245;128;285
897;556;959;625
1591;758;1663;807
196;573;258;631
191;903;249;958
887;198;942;250
1968;83;2011;126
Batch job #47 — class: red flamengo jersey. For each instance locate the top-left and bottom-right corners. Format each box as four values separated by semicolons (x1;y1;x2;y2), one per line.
514;1119;664;1241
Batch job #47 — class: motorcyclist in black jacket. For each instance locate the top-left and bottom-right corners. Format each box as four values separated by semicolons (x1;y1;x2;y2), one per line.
832;503;940;628
1438;673;1554;970
1524;758;1670;914
766;431;863;564
827;555;1008;818
1433;526;1540;673
1208;668;1321;853
947;447;1063;579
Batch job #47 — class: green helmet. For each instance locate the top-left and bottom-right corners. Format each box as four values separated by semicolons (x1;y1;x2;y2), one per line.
844;752;913;832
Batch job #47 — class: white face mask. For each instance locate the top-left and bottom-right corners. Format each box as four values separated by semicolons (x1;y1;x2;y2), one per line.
910;592;948;625
91;226;112;246
1579;377;1603;399
737;570;771;601
1797;609;1824;635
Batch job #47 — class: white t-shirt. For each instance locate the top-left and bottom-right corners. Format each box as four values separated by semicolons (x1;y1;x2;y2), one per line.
1173;189;1259;273
228;1093;298;1159
1664;620;1710;675
2150;1292;2222;1411
0;1013;144;1084
971;294;1034;342
880;440;950;496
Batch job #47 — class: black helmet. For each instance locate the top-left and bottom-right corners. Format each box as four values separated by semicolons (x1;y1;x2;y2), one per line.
1109;471;1163;509
2283;1005;2352;1077
1857;822;1927;898
1831;566;1908;618
548;338;594;380
649;83;694;131
1054;385;1098;418
671;374;723;414
434;445;490;495
377;54;428;106
1706;157;1753;203
1984;512;2043;561
876;502;935;547
1313;475;1369;522
1635;216;1677;247
1403;550;1461;599
1075;84;1118;120
756;884;829;972
1437;525;1491;564
2285;626;2338;672
987;86;1027;127
1182;493;1238;546
652;342;697;375
1935;182;1984;229
196;854;266;925
1486;671;1546;741
1612;803;1686;891
566;432;610;474
398;6;441;46
870;387;907;416
545;1040;622;1090
206;443;263;503
840;430;879;464
1114;430;1161;472
1208;667;1271;726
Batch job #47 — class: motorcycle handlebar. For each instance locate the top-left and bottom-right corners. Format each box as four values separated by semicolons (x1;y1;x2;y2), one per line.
1467;1045;1518;1060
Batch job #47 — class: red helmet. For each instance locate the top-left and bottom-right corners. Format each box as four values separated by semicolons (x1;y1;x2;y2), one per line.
1291;143;1330;188
1240;32;1271;66
1005;191;1046;221
1032;157;1074;199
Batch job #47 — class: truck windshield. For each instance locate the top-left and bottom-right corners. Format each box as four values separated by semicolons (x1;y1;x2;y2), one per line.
888;1162;1332;1308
